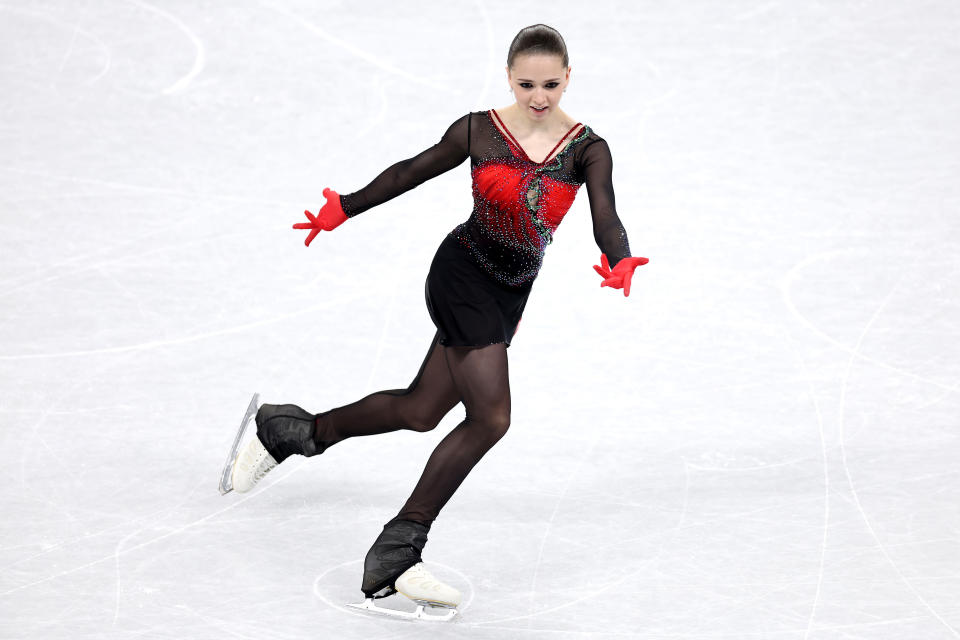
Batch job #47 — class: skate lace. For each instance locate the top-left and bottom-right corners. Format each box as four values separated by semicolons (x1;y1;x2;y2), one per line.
240;444;277;482
253;453;277;482
405;563;442;590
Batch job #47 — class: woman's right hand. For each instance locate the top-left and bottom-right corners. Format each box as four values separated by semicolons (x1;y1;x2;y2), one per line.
293;188;348;246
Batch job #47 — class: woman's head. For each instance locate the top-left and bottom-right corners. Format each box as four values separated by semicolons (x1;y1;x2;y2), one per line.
505;24;571;120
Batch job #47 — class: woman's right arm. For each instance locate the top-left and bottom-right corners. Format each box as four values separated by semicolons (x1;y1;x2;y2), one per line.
338;113;472;218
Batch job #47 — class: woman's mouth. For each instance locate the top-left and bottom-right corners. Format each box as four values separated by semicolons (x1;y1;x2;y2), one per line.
531;105;547;113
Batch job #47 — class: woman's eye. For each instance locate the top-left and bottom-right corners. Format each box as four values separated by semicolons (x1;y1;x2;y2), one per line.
520;83;559;89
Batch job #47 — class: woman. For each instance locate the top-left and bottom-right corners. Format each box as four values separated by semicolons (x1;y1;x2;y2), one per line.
219;24;648;621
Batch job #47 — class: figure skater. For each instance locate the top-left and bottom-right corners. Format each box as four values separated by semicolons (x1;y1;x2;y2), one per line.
218;23;648;621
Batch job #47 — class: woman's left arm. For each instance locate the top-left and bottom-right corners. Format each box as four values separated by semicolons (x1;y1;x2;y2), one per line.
580;138;648;296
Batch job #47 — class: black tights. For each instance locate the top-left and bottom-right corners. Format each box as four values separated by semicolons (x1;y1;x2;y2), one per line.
313;330;511;527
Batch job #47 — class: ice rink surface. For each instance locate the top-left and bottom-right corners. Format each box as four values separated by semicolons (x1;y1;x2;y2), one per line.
1;1;958;638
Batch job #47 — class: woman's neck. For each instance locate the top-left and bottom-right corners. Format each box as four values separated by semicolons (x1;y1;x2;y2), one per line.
498;104;570;135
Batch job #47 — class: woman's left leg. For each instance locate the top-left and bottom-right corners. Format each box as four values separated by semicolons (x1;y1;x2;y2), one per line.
393;340;512;527
358;340;511;599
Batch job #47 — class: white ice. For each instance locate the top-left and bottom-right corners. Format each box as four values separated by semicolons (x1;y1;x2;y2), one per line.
1;1;958;638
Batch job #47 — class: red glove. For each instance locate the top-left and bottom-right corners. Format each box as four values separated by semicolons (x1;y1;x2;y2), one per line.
593;254;649;296
293;188;348;246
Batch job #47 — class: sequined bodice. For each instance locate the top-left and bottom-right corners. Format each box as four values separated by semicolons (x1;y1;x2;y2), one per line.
339;110;632;288
449;110;594;287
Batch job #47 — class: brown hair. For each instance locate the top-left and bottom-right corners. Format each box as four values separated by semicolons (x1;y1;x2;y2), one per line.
507;24;569;69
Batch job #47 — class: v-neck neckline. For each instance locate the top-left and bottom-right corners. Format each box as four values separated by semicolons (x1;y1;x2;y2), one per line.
489;109;583;166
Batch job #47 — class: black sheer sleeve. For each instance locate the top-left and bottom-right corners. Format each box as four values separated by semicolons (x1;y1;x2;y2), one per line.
338;113;472;217
579;137;632;269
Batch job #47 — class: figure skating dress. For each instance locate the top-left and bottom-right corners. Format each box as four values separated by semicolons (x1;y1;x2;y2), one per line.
339;109;634;347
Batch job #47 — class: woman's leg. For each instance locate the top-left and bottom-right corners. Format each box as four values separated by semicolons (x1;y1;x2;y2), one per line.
313;330;462;449
393;341;511;527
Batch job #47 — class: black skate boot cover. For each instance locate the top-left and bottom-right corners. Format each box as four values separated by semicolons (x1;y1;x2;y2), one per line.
361;517;431;598
255;403;325;463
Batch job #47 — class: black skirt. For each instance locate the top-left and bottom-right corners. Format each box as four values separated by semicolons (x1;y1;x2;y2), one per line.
425;233;533;348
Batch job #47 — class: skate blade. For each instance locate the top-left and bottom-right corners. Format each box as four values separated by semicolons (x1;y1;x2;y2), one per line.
346;597;458;622
218;392;260;495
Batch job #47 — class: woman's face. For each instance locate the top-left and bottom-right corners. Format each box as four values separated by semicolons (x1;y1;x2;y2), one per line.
506;54;570;121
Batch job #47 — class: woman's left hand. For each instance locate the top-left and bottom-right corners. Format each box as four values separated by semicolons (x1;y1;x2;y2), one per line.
593;254;649;296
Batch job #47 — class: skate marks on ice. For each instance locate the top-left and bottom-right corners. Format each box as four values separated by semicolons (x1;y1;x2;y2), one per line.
0;289;369;362
263;1;498;135
831;269;959;637
0;0;203;96
264;3;441;90
526;432;599;622
313;559;474;622
466;464;693;630
5;394;310;599
779;247;957;394
780;328;831;640
0;4;112;88
126;0;206;95
307;446;692;630
780;246;960;637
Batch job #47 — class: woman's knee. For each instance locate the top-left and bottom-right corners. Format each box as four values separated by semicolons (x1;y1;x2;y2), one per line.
406;414;441;433
475;409;511;443
402;403;453;433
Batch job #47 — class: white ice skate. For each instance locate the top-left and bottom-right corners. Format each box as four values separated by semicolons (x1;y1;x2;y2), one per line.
346;563;461;622
218;393;278;494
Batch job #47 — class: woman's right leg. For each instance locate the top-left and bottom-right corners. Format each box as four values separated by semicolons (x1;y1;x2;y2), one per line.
313;330;462;449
